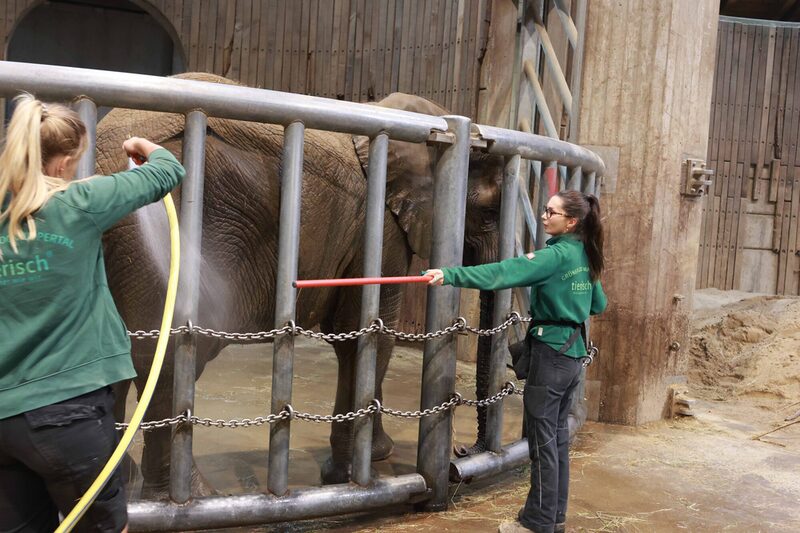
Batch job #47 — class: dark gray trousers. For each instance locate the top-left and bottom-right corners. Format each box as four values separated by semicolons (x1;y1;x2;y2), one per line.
519;339;583;533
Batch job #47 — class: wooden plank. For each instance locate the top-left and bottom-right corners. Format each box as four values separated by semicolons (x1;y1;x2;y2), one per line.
750;26;768;199
457;0;476;116
709;22;732;168
357;0;374;101
343;0;358;100
279;0;294;92
425;0;440;101
315;0;332;97
195;0;210;73
389;0;404;94
397;0;414;94
707;195;722;288
247;0;262;87
409;0;428;98
756;26;778;184
370;0;386;99
715;161;732;288
777;165;792;293
728;26;757;288
335;0;351;98
263;0;278;89
450;0;466;114
465;0;484;117
289;0;303;93
435;0;452;106
766;27;788;179
254;0;270;88
787;167;800;294
187;0;202;72
212;0;228;75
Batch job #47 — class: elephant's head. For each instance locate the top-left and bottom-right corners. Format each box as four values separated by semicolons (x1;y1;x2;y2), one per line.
354;93;504;266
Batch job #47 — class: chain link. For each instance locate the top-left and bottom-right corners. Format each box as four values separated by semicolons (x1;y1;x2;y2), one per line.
115;383;525;431
128;312;532;342
120;315;537;429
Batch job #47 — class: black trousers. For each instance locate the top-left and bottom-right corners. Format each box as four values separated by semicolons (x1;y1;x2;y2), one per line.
519;339;583;533
0;386;127;533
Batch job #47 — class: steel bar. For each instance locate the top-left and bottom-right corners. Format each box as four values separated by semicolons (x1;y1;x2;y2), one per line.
584;171;597;196
268;121;305;496
74;98;96;179
517;175;539;243
552;0;579;48
568;165;582;191
522;60;559;139
128;474;428;531
486;155;521;453
352;133;389;485
417;116;471;511
449;439;528;483
473;124;605;175
0;62;444;143
169;110;207;504
567;0;589;143
536;161;559;248
294;275;432;288
532;6;573;115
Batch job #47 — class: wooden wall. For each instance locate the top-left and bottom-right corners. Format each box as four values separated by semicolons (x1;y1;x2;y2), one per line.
698;17;800;295
1;0;490;117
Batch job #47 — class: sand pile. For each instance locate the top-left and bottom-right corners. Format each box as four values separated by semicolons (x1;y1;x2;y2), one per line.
689;289;800;401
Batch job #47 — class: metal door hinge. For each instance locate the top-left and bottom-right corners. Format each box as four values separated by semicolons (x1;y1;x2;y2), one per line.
682;158;713;196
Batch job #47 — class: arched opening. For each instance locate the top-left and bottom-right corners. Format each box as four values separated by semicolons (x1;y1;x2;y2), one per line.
5;0;185;120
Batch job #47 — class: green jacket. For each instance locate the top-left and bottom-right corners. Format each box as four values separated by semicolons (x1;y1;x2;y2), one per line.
442;233;607;357
0;149;185;419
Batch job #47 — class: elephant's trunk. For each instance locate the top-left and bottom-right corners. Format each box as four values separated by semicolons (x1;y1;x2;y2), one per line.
454;288;494;457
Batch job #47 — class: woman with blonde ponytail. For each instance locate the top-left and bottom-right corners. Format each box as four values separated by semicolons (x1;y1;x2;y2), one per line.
0;94;185;532
425;189;607;533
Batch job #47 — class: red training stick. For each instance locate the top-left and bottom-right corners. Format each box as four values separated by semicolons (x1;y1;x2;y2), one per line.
293;275;434;288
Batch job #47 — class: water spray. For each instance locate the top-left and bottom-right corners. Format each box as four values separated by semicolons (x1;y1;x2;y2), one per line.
56;158;180;532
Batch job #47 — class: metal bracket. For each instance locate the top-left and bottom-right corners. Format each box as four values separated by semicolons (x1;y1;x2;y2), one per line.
681;158;713;196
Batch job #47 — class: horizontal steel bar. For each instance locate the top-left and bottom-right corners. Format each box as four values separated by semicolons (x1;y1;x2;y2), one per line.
449;439;528;483
128;474;427;531
0;62;446;143
474;125;605;175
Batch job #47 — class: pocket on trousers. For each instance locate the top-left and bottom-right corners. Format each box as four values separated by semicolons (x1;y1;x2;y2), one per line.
523;384;549;419
510;340;530;380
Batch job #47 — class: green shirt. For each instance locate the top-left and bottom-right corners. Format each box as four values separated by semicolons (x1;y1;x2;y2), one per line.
0;149;185;419
442;233;607;357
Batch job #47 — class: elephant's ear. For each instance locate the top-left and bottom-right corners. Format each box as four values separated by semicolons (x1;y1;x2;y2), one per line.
385;174;434;259
353;135;436;260
353;93;448;259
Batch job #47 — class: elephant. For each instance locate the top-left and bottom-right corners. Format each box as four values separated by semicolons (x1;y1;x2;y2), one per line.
96;73;503;498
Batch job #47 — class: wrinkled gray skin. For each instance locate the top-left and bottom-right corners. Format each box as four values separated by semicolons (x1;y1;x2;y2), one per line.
98;73;502;499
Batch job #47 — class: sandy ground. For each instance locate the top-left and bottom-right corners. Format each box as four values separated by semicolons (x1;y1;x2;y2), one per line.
125;288;800;532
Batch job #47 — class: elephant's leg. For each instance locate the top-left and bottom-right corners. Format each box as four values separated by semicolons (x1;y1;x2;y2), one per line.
370;332;396;461
321;336;357;484
111;380;139;487
455;289;494;457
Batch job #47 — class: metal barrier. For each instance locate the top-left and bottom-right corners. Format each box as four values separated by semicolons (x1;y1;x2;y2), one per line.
0;61;604;530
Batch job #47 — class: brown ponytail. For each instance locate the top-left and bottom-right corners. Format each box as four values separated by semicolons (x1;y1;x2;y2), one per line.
555;190;605;281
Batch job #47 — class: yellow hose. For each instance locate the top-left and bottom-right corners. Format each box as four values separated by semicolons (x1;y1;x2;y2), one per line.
56;193;180;532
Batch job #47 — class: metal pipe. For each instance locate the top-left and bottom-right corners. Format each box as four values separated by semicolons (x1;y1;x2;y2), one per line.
553;0;579;48
74;98;96;179
294;274;431;289
128;474;428;532
568;166;582;191
169;110;207;504
268;121;305;496
352;132;389;485
584;171;597;196
485;155;521;453
0;62;445;143
532;9;573;115
472;124;605;175
536;161;558;248
417;115;471;511
522;60;559;139
449;439;528;483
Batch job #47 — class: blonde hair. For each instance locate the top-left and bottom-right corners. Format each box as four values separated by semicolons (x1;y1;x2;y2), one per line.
0;93;87;257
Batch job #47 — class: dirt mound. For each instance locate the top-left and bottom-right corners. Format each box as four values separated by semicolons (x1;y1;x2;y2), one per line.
689;289;800;401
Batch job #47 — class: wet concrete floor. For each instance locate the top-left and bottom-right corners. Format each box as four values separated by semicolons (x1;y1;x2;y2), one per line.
126;338;800;532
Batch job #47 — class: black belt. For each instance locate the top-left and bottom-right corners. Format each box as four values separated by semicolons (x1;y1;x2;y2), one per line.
529;320;586;355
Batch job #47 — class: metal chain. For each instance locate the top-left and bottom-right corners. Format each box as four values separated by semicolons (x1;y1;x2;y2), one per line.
115;383;524;430
127;312;532;342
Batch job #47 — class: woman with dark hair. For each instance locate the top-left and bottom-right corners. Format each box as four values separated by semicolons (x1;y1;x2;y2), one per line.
0;94;185;532
426;189;607;533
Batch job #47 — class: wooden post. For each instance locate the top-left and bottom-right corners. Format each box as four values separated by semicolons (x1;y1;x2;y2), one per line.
578;0;721;424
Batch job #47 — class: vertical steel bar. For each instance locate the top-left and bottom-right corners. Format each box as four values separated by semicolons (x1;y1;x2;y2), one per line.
268;121;305;497
536;160;558;248
486;154;521;452
417;116;471;511
584;171;597;196
170;110;207;504
75;98;96;179
568;165;582;191
352;132;389;486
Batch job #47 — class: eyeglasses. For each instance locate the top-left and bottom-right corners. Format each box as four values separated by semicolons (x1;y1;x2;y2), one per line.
543;207;569;219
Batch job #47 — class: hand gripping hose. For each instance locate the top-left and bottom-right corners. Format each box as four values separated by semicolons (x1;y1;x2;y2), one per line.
56;193;180;532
